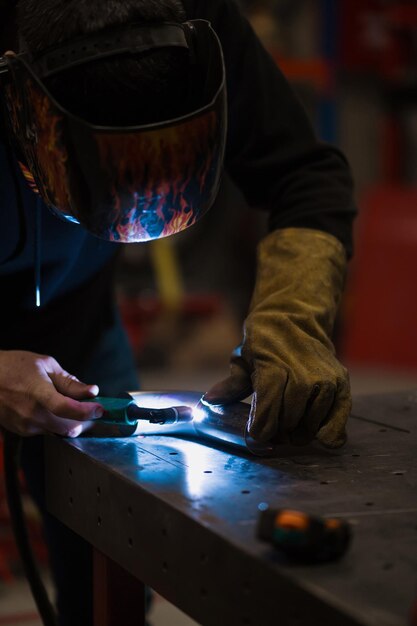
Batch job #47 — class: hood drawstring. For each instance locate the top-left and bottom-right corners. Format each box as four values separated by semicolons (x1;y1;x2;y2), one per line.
17;161;42;308
3;145;42;306
34;196;41;307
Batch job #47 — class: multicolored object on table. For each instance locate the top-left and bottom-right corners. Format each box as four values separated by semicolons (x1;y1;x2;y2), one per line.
257;508;351;562
0;20;226;242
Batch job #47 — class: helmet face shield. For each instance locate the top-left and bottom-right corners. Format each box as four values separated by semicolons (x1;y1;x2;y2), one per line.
0;21;227;242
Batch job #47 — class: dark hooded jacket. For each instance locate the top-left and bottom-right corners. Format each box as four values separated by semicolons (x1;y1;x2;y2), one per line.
0;0;356;373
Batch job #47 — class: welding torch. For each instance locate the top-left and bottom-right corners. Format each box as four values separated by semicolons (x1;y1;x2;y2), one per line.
83;396;194;438
91;396;194;426
86;392;275;457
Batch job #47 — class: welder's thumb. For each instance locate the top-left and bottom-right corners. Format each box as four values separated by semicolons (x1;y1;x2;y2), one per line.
203;361;252;406
50;370;99;401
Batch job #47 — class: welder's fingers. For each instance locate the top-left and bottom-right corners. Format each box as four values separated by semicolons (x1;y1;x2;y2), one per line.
202;362;253;405
39;412;95;438
31;360;104;422
50;371;99;400
289;383;336;446
316;381;351;448
13;401;98;437
247;362;287;442
37;359;103;421
35;382;104;424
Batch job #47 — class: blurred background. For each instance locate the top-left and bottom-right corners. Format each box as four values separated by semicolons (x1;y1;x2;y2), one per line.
117;0;417;390
1;1;417;624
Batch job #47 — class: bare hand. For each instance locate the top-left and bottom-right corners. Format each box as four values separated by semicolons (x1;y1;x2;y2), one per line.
0;351;104;437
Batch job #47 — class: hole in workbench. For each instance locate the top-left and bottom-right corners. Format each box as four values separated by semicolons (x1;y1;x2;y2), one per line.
128;537;133;548
162;562;168;573
204;471;212;474
128;506;133;516
320;481;329;485
241;490;250;494
68;468;73;476
392;471;404;476
97;516;102;526
96;486;101;496
352;454;360;457
69;497;73;506
365;502;374;506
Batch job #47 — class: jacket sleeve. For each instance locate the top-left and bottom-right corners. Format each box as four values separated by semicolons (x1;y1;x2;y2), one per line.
184;0;356;255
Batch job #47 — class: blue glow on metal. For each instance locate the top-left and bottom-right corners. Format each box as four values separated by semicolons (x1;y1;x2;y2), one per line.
36;287;41;307
192;407;206;423
258;502;269;512
182;444;215;498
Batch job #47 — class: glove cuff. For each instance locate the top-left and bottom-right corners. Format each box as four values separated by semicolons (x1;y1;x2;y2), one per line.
259;227;347;269
252;227;348;340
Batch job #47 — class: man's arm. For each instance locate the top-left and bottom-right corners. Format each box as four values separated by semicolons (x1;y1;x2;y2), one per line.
185;0;356;254
189;0;355;446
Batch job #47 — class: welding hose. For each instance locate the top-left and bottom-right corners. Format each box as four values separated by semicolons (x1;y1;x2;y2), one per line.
2;430;58;626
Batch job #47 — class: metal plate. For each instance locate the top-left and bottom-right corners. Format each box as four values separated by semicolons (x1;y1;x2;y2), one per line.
45;391;417;626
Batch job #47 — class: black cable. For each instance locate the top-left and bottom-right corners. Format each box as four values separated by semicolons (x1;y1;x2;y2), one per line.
3;431;59;626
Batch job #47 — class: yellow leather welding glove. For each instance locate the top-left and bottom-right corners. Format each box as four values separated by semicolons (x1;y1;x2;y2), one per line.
203;228;351;448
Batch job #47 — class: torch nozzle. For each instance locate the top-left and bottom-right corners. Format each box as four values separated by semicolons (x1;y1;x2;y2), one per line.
128;404;194;425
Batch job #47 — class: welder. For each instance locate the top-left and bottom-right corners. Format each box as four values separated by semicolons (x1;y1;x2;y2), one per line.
0;0;356;623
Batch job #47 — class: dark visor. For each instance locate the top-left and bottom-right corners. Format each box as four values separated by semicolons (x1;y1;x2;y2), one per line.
0;20;227;242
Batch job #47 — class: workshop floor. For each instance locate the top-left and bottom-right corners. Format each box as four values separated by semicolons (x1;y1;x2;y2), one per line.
0;575;197;626
1;365;416;626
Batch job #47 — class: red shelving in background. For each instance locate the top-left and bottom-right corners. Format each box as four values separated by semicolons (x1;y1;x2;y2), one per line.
340;0;417;79
342;185;417;370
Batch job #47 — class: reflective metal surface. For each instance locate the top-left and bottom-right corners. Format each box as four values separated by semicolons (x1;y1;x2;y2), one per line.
45;391;417;626
128;390;275;456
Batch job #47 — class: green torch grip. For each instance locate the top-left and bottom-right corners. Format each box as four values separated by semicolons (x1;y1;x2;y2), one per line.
85;397;138;426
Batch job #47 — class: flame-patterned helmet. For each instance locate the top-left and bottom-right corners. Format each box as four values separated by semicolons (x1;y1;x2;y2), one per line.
0;20;226;242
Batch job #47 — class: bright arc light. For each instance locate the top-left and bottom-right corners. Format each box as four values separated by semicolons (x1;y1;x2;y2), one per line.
192;407;206;423
129;392;193;410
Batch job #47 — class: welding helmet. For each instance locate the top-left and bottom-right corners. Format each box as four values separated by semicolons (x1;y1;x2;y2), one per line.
0;20;226;242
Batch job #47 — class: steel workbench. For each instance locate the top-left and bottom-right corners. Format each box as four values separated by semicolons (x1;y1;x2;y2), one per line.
45;391;417;626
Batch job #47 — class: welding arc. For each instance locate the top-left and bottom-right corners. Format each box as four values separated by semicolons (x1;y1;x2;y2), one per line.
2;431;59;626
